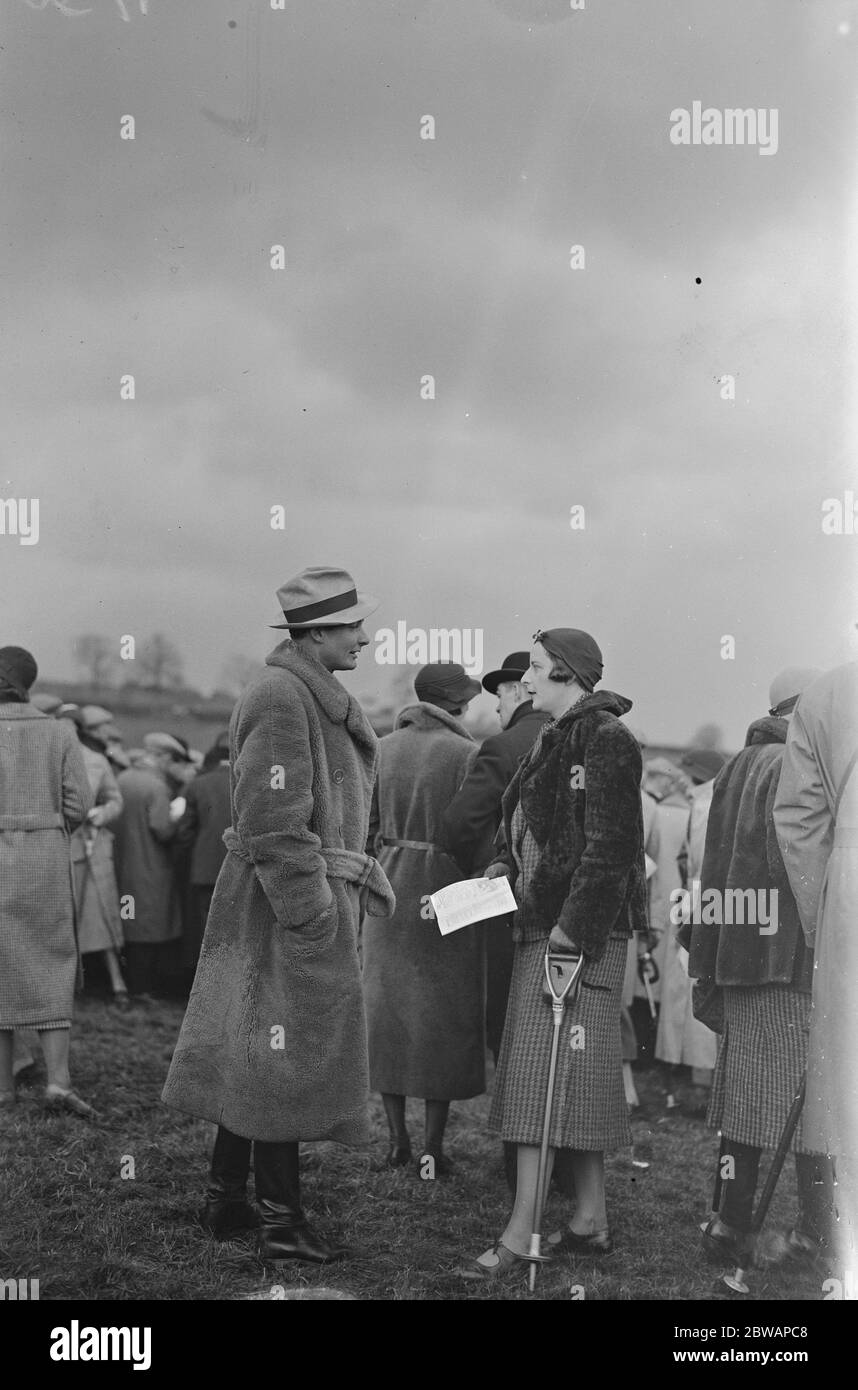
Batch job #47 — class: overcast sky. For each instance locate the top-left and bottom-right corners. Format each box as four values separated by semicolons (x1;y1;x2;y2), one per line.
2;0;856;747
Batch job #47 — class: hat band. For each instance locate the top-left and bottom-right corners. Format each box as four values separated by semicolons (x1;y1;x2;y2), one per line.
283;588;358;623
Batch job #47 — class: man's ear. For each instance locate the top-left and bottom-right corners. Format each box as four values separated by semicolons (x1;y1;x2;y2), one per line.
308;627;325;644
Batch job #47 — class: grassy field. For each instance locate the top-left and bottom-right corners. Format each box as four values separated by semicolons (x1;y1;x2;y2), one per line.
0;994;829;1303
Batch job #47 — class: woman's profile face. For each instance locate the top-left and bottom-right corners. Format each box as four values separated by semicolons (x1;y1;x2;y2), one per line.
521;642;562;716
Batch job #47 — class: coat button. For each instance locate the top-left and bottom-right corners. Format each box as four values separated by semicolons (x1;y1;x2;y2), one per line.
332;769;344;784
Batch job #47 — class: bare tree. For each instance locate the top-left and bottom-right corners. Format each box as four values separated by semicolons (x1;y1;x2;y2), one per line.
137;633;185;691
217;654;266;698
73;633;115;687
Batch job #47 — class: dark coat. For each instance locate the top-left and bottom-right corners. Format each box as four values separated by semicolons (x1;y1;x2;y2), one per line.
684;716;812;989
113;764;181;945
442;701;550;875
0;703;93;1026
492;690;647;960
176;761;231;886
162;641;395;1145
363;702;483;1098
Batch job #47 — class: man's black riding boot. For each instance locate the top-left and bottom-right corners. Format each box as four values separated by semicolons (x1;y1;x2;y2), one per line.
201;1126;259;1238
254;1140;347;1264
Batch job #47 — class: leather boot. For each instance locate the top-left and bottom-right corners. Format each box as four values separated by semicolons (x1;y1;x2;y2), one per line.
254;1140;348;1264
200;1126;259;1238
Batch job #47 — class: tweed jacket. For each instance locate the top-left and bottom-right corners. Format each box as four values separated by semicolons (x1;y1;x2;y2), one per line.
683;717;811;990
491;690;647;961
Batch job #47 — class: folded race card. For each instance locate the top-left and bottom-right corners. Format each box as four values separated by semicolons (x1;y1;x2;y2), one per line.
429;876;518;936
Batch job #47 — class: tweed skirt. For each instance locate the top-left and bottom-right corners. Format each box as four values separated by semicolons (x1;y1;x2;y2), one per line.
707;984;813;1154
488;934;631;1151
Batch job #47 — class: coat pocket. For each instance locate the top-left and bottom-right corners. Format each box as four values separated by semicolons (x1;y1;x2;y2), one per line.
282;902;339;956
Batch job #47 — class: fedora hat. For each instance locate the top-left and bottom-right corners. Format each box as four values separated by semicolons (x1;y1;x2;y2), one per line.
481;651;530;696
270;566;378;629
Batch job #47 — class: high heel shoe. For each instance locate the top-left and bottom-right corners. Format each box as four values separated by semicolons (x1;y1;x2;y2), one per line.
385;1141;412;1168
546;1226;613;1256
463;1240;535;1281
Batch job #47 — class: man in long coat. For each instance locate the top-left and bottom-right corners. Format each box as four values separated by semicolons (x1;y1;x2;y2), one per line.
163;568;394;1264
113;733;184;998
774;661;858;1268
175;731;231;972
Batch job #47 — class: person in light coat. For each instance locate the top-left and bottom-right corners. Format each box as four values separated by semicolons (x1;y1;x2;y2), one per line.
774;661;858;1269
0;647;94;1118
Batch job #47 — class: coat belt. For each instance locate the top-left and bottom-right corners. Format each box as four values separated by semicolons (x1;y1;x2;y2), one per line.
0;812;65;831
834;827;858;848
379;836;445;853
222;829;395;916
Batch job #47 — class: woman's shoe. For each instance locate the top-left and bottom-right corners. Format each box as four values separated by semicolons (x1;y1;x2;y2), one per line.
700;1215;748;1264
385;1141;412;1168
546;1226;613;1256
44;1086;97;1118
466;1240;532;1280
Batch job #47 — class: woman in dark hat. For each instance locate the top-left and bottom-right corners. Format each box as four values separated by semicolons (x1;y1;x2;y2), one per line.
0;647;95;1116
470;630;647;1275
363;661;483;1173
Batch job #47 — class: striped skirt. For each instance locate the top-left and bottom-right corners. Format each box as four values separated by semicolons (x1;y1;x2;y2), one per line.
707;984;813;1153
489;934;631;1151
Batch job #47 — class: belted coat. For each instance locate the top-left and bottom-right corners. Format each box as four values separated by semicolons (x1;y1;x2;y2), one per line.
774;663;858;1163
162;640;395;1144
0;703;92;1026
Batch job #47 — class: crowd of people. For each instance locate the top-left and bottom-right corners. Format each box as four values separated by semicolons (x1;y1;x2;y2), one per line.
1;564;855;1287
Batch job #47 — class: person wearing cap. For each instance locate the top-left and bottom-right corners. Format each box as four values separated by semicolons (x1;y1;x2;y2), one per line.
363;661;482;1173
163;568;395;1265
654;748;726;1112
59;707;129;1009
442;653;551;1069
0;646;95;1118
684;668;834;1264
471;629;647;1275
112;732;185;999
175;731;232;973
774;662;858;1268
80;705;130;774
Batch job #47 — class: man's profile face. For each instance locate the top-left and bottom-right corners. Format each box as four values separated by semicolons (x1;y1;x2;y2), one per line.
496;681;523;730
314;622;370;672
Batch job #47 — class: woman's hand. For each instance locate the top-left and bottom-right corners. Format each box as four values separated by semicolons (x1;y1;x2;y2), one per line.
483;862;508;880
86;806;107;829
548;924;580;956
